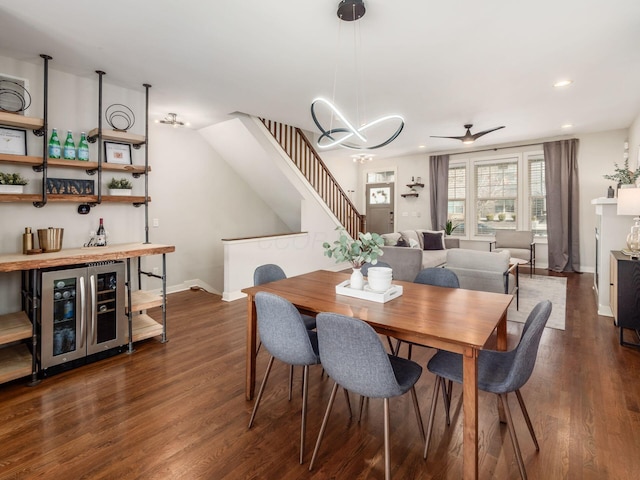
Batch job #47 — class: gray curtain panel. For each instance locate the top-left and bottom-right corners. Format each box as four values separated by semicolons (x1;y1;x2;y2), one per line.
429;154;449;231
543;139;580;272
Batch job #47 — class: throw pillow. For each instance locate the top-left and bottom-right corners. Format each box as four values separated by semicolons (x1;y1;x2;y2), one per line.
381;232;401;246
400;230;422;248
422;231;444;250
395;237;409;247
417;229;447;249
408;238;421;249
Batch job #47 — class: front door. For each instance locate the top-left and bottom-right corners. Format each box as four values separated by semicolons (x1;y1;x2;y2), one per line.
366;183;394;234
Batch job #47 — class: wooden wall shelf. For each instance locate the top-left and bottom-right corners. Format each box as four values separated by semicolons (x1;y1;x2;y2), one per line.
88;128;145;146
0;112;44;130
0;193;150;204
401;193;419;198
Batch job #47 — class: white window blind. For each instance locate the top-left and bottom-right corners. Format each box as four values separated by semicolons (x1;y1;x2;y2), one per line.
475;160;518;236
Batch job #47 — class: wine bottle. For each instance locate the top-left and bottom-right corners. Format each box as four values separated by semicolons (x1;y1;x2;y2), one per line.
77;132;90;161
63;131;76;160
96;218;106;246
48;128;61;159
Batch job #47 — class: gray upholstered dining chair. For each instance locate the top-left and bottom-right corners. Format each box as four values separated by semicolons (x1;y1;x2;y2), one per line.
248;292;321;464
491;230;536;277
393;267;460;359
423;300;552;480
309;312;425;480
253;264;316;330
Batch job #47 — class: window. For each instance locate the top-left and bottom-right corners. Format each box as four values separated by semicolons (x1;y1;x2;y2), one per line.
367;171;395;183
447;151;546;239
475;159;518;236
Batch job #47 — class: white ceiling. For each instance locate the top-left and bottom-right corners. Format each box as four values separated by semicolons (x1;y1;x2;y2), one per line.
1;0;640;159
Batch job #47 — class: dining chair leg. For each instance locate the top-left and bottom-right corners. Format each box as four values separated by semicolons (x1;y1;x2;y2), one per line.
288;365;294;401
498;393;528;480
309;382;339;472
515;389;539;450
423;375;441;459
343;388;352;418
383;397;391;480
358;395;365;423
300;365;309;464
408;343;413;360
440;377;451;426
410;386;425;442
387;336;395;353
393;339;402;356
248;356;275;429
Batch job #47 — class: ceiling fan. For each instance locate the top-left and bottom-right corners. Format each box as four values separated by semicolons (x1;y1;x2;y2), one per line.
431;124;505;144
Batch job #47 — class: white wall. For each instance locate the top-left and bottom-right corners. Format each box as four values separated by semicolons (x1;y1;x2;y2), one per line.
628;111;640;171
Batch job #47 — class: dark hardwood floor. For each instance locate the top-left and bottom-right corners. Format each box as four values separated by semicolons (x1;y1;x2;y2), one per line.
1;270;639;479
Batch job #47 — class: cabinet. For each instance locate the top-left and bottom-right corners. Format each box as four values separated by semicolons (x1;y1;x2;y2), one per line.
0;243;174;385
610;251;640;348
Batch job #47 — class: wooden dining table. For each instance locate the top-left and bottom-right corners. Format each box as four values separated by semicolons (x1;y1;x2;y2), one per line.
242;269;513;480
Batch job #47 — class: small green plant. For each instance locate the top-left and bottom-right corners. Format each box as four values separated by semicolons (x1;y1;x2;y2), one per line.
498;213;506;221
486;213;494;221
323;227;384;268
442;220;460;235
511;214;516;222
0;172;28;185
603;158;640;185
107;177;133;189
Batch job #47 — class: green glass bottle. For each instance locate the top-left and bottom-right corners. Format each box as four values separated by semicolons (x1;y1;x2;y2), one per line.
63;131;76;160
77;132;90;161
48;128;61;159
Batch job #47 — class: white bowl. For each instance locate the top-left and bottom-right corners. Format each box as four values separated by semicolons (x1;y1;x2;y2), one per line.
367;274;392;292
367;267;393;278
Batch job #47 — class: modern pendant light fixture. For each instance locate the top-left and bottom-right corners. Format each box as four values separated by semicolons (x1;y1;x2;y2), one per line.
310;0;404;150
156;113;189;128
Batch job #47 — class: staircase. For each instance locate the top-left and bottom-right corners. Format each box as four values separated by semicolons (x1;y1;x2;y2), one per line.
259;118;365;239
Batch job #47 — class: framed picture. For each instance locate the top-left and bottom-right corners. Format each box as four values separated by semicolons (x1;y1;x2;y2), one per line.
0;126;27;155
104;141;132;165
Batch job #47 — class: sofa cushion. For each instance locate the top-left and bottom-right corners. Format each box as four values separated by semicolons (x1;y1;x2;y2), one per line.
422;231;444;250
417;229;446;249
421;250;447;269
380;232;402;246
399;230;422;249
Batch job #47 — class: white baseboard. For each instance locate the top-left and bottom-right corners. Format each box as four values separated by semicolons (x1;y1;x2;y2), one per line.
147;278;221;297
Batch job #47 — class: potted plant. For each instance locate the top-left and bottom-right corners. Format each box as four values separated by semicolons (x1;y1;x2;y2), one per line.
107;177;133;196
323;228;384;290
603;158;640;190
0;172;29;194
442;219;459;236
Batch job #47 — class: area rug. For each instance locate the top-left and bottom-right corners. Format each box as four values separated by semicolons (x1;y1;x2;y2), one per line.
508;274;567;330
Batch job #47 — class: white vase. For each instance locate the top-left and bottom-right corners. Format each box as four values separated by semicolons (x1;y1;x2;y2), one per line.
0;184;24;194
350;267;364;290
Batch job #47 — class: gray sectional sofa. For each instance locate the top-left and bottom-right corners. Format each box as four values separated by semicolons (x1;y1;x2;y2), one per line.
378;229;459;282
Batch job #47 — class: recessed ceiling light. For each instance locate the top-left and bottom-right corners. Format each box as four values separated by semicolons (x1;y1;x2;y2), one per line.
553;80;573;88
561;124;573;129
418;145;426;149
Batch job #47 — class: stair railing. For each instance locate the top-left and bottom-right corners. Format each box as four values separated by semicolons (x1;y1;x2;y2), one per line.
259;118;366;239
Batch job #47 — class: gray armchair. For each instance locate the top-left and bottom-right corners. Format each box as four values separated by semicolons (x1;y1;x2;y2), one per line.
446;249;519;309
490;230;535;277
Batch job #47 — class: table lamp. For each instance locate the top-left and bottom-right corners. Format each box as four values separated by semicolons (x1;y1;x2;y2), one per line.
617;187;640;255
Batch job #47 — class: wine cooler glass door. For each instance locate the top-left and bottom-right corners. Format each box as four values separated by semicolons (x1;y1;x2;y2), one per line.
40;269;86;369
87;263;126;355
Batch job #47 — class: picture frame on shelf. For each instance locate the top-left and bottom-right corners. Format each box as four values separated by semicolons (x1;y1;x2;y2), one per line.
104;141;132;165
46;178;95;195
0;126;27;155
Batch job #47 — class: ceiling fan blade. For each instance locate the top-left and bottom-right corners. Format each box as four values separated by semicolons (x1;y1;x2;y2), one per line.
430;135;467;140
471;125;505;140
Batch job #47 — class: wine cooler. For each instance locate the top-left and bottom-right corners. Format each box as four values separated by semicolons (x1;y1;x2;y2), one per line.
38;261;127;375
